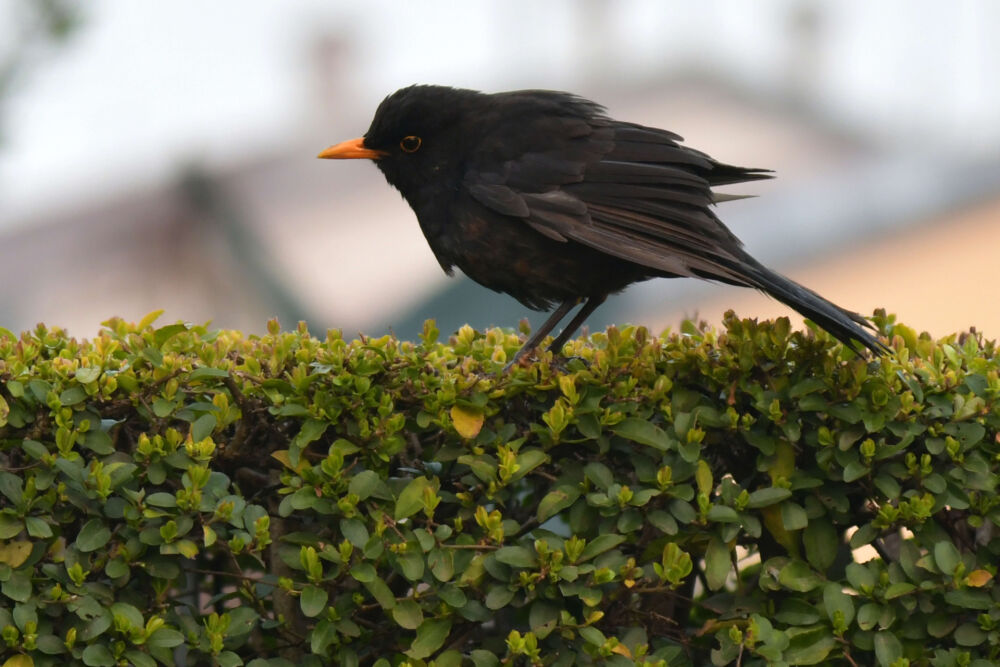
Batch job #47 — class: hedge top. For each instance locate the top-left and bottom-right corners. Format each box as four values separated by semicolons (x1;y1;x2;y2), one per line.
0;310;998;667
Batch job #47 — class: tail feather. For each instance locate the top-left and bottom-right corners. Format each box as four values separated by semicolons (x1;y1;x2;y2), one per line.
740;258;887;355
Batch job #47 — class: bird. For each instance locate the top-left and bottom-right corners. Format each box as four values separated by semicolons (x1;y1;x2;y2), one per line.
318;85;886;366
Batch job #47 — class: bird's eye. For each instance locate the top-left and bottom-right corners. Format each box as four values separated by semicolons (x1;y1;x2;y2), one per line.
400;135;422;153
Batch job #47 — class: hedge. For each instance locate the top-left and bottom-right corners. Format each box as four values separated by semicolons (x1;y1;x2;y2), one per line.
0;310;998;666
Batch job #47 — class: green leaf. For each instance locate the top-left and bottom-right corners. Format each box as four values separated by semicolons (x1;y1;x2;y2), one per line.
780;502;808;531
705;505;740;523
612;417;670;451
884;582;915;599
406;618;451;660
789;377;827;398
21;440;47;460
1;571;31;602
848;523;878;549
926;613;957;638
75;366;102;384
842;461;868;482
782;626;836;665
648;510;678;535
289;419;328;466
459;455;497;483
512;449;548;480
189;366;230;381
363;576;396;609
944;588;992;609
35;634;66;655
485;586;514;610
144;555;181;580
309;618;338;656
746;486;792;508
578;625;606;646
84;429;115;455
76;518;112;552
395;476;433;520
704;537;731;591
25;516;52;538
469;650;501;667
775;598;821;625
124;652;156;667
695;460;713;495
584;462;614;490
215;652;243;667
339;518;369;547
416;531;435;554
803;518;837;572
495;545;537;568
778;559;822;592
392;599;424;630
933;540;961;575
350;563;376;583
954;622;987;646
152;398;175;418
0;472;23;504
226;607;259;637
828;403;862;424
856;602;881;630
823;583;854;626
154;323;188;347
28;379;51;401
82;644;116;666
397;551;425;581
59;386;87;406
873;631;902;667
301;584;329;617
348;470;384;500
438;584;467;609
428;549;455;582
0;515;23;539
190;413;217;442
873;474;901;499
669;499;697;524
529;600;559;637
110;602;143;630
146;492;177;508
537;485;580;522
147;627;185;648
106;558;129;579
578;534;626;562
77;608;112;641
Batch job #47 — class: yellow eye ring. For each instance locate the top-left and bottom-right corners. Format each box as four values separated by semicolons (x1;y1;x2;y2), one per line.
400;135;422;152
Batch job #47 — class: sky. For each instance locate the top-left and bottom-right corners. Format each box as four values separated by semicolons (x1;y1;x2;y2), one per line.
2;0;999;228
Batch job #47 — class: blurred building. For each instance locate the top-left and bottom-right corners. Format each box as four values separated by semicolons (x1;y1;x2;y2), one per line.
1;1;998;340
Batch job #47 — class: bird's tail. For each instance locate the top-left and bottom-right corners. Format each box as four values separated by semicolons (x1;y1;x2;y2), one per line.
736;256;887;355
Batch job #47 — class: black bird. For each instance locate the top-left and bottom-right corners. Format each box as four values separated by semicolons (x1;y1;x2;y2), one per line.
319;85;885;364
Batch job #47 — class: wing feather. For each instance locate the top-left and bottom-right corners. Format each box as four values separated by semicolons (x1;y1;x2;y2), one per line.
463;111;769;282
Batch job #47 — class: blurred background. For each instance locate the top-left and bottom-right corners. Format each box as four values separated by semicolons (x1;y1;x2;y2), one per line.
1;0;998;342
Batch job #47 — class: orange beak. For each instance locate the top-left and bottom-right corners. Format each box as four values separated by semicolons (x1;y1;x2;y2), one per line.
317;137;386;160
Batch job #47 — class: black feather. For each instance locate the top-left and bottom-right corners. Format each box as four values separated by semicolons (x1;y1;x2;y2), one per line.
330;85;886;360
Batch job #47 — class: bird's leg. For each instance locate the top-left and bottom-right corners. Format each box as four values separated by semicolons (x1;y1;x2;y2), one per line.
504;296;607;370
545;295;606;354
505;299;578;369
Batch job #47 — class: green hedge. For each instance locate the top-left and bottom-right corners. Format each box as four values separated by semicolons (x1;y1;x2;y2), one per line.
0;310;998;666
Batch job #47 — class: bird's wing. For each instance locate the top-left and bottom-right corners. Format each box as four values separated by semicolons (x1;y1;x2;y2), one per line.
464;117;771;284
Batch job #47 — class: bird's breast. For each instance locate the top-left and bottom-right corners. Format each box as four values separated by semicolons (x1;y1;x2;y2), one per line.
414;197;653;310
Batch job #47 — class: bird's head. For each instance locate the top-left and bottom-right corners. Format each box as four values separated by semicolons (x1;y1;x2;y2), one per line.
319;85;485;203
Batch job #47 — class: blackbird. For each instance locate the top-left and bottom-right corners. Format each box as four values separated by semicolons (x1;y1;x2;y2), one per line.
319;85;886;364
